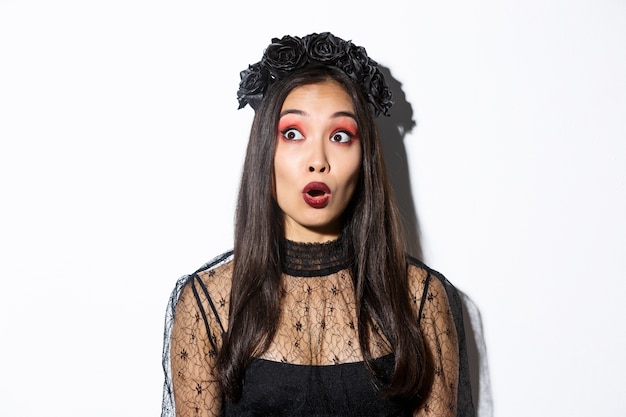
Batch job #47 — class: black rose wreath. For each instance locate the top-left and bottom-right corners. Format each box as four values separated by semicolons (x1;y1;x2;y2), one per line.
237;32;393;117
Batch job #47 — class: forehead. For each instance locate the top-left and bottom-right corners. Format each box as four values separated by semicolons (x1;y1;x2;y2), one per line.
281;80;354;113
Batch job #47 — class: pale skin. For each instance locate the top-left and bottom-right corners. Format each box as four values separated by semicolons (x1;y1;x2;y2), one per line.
273;80;362;243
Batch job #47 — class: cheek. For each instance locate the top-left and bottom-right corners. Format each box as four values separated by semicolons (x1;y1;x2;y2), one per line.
348;146;362;181
273;148;297;198
341;152;362;198
347;168;361;198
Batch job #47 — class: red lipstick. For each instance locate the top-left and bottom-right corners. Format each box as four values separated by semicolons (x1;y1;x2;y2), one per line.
302;182;331;208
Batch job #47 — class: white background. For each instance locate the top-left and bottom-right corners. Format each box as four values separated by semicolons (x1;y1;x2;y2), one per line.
1;1;625;416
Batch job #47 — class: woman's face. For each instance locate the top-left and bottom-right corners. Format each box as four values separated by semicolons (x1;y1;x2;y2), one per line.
274;80;362;242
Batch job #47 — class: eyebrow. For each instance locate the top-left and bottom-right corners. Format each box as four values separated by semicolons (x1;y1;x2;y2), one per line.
279;109;357;121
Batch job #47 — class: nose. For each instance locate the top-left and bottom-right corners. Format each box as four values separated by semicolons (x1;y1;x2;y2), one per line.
308;163;327;173
307;140;329;173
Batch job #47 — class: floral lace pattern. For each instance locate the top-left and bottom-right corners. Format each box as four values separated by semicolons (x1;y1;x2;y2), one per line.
161;240;474;416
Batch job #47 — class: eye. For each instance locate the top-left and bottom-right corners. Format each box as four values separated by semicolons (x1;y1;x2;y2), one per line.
281;128;305;141
330;131;352;143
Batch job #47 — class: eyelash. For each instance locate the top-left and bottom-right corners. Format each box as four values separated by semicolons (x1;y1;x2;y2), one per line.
280;127;355;143
281;128;305;141
330;131;353;143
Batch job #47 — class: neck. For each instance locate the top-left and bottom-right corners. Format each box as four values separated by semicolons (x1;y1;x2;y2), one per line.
281;235;352;277
283;220;341;243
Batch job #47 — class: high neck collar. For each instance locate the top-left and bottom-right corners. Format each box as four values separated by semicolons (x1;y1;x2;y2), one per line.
281;235;352;277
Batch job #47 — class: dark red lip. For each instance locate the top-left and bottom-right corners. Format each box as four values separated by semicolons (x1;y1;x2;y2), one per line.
302;182;331;208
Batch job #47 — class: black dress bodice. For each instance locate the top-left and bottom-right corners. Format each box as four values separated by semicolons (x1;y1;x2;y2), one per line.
224;238;410;416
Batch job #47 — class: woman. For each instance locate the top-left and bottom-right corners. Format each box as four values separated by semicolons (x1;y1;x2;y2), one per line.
161;32;474;417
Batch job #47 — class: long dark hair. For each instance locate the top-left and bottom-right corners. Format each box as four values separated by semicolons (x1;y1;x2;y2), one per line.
218;66;427;402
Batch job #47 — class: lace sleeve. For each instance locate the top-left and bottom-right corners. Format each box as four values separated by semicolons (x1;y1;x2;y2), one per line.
169;276;223;417
410;267;459;417
161;252;233;417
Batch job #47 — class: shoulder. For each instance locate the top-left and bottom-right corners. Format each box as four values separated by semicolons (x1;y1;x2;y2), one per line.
166;249;235;337
407;256;461;303
186;249;234;290
407;256;445;283
192;249;235;278
406;256;462;324
168;250;235;311
193;250;234;286
406;257;448;301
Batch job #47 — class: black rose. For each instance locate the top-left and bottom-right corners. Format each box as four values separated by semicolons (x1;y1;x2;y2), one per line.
236;32;394;117
237;63;270;110
363;68;393;117
304;32;347;63
336;43;370;81
261;35;307;78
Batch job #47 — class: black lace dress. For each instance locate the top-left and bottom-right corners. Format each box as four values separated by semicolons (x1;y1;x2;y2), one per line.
161;238;475;417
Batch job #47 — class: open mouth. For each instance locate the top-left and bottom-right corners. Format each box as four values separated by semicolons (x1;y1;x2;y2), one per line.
307;189;326;197
303;182;331;208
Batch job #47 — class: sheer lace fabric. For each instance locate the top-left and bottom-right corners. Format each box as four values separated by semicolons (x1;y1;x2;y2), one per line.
161;239;474;417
